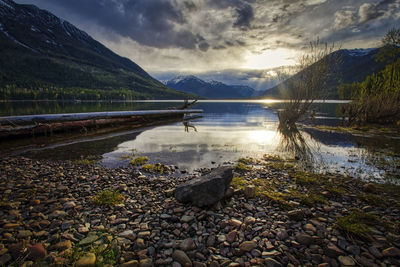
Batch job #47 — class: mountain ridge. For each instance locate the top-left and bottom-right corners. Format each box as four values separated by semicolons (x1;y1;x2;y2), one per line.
262;48;387;99
0;0;195;100
165;75;257;99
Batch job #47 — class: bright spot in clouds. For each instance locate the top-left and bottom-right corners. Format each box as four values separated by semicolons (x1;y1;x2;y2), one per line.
242;48;298;70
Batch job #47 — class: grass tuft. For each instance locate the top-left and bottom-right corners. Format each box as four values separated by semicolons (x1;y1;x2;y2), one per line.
129;156;149;165
69;155;99;165
238;157;255;165
93;189;124;206
234;162;252;172
293;171;319;185
142;164;164;173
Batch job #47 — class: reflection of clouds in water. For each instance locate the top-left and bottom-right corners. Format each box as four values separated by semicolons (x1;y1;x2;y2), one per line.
115;125;280;154
99;102;398;181
103;123;281;171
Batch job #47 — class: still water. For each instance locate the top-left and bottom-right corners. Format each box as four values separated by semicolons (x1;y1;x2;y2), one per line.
1;100;399;182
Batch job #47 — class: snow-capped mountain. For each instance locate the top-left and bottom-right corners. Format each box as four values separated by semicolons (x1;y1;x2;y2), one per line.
0;0;193;99
165;75;257;99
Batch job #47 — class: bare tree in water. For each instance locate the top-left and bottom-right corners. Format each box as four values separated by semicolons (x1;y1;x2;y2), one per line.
278;40;339;128
277;40;339;162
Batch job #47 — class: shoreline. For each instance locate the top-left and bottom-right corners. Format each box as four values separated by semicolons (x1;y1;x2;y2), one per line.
0;156;399;266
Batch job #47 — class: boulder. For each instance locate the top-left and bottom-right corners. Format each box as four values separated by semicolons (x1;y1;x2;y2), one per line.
175;167;233;207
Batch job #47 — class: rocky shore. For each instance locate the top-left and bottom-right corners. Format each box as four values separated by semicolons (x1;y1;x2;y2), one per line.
0;156;399;267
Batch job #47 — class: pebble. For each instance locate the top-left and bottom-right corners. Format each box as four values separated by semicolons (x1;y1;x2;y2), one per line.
120;260;139;267
26;243;47;260
75;252;96;267
0;157;399;267
338;256;356;266
296;233;315;246
226;230;237;243
180;238;196;251
244;185;256;198
239;241;257;252
52;240;72;251
181;215;195;223
382;247;400;257
172;250;192;266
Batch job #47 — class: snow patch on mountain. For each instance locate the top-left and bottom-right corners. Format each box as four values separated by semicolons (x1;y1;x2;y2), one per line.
0;0;14;10
169;75;206;85
344;48;375;57
30;25;40;32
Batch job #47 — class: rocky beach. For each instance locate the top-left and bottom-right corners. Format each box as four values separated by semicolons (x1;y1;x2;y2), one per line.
0;156;399;267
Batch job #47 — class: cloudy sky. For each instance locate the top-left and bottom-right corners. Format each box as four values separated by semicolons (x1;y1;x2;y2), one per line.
16;0;400;89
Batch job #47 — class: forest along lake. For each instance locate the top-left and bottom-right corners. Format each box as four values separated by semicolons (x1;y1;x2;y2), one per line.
1;100;399;182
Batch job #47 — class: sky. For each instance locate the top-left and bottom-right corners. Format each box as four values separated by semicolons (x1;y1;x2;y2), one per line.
15;0;400;89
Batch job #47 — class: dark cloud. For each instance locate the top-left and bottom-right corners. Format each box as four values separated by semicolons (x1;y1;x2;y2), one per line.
198;42;210;52
233;4;254;29
19;0;207;50
182;1;197;12
14;0;400;73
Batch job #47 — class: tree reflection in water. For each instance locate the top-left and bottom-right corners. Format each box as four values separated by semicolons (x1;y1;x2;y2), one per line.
183;120;198;133
277;117;317;170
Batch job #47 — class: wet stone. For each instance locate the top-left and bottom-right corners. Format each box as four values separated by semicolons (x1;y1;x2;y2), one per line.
27;243;46;261
382;247;400;257
76;252;96;267
338;256;356;266
172;250;192;267
239;241;257;252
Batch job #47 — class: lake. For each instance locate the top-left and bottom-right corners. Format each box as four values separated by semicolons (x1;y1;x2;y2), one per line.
1;100;399;182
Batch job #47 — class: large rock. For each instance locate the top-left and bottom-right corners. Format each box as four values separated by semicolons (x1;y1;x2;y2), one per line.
174;167;233;207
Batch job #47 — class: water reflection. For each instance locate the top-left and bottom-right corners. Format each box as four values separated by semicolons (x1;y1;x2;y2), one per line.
1;101;398;181
277;121;315;169
183;121;198;133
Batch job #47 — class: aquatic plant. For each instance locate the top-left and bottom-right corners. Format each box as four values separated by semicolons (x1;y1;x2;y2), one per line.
69;155;99;165
141;164;164;173
129;156;149;165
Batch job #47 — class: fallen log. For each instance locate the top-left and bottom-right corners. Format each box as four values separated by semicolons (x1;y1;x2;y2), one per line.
0;109;203;126
0;109;203;139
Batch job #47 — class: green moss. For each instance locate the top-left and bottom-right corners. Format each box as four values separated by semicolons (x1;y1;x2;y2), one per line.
286;189;326;206
68;234;118;266
129;156;149;165
120;155;133;160
357;193;385;205
93;189;124;206
263;154;284;161
293;171;319;185
258;191;292;209
238;157;255;165
337;216;371;240
234;162;252;172
300;193;327;206
69;155;99;165
141;164;164;173
93;238;118;266
231;176;249;190
336;210;387;240
323;185;346;196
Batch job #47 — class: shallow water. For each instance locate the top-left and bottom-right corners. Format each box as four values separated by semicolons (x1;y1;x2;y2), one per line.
1;100;399;182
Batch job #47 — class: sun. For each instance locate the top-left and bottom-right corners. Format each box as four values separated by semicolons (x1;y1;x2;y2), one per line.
242;48;298;70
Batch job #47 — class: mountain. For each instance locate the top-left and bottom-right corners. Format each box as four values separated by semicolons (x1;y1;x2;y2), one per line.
262;48;387;99
0;0;194;100
165;75;257;99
